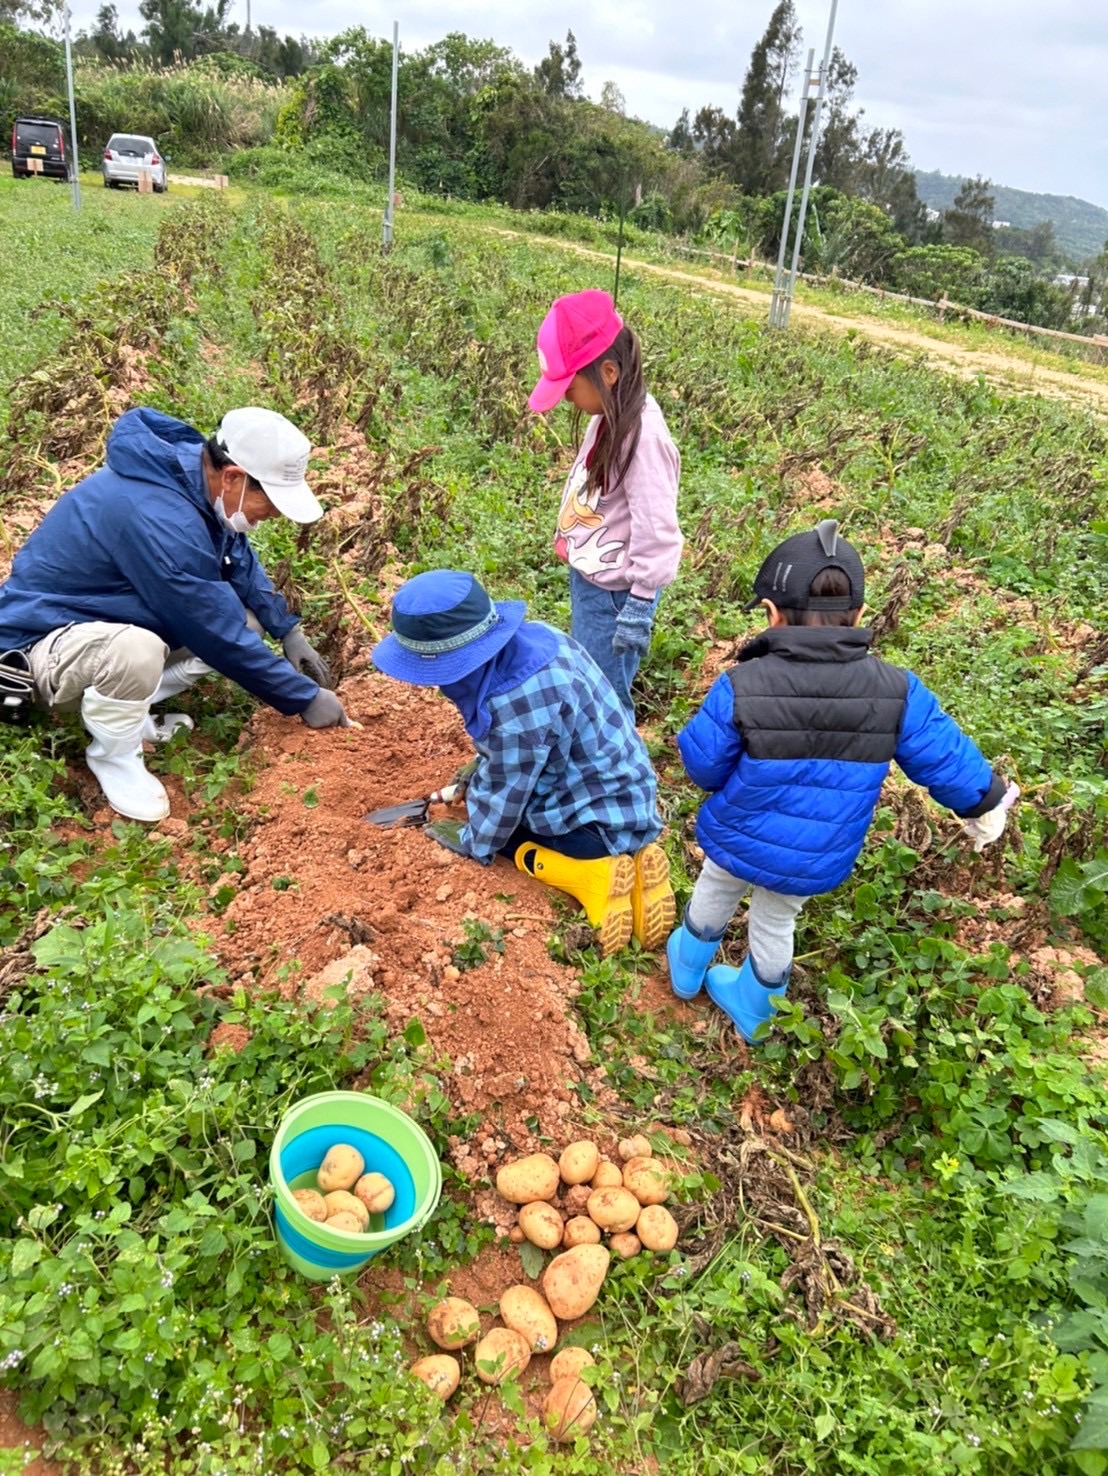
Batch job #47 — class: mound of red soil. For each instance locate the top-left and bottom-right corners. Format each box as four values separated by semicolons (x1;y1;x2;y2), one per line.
207;671;621;1168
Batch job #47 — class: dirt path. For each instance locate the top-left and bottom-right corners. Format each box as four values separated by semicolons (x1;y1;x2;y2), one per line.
492;229;1108;415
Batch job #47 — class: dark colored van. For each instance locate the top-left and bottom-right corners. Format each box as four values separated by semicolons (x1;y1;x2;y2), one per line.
11;116;70;181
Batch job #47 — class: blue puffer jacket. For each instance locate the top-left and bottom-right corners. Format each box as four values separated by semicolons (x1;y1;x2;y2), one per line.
678;626;1003;896
0;408;318;714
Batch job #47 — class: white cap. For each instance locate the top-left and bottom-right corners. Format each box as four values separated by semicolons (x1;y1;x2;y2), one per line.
216;408;322;524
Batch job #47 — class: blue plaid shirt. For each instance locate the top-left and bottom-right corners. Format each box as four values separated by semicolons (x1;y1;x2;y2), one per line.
459;635;662;863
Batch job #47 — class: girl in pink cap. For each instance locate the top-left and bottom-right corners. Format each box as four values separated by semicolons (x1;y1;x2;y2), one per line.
528;289;682;714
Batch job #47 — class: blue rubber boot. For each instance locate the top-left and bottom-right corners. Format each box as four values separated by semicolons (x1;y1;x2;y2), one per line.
665;920;723;1000
706;956;790;1043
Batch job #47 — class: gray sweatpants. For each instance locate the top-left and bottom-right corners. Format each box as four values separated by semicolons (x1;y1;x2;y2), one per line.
686;856;806;984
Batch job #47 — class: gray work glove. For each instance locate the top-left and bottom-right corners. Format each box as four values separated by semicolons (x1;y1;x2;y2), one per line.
424;819;469;856
283;626;333;689
612;596;656;656
301;688;349;728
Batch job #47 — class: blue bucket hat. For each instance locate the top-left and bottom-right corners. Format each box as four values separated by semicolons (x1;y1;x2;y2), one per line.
372;570;526;686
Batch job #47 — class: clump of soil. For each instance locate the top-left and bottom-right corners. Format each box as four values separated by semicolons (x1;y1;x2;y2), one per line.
210;671;613;1151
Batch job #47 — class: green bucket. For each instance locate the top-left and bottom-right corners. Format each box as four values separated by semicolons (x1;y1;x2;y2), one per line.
270;1090;442;1280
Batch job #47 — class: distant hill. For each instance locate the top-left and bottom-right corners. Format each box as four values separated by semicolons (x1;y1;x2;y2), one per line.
914;169;1108;261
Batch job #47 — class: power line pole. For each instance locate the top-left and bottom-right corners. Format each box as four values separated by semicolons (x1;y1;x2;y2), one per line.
382;21;399;250
768;47;815;328
63;4;81;212
768;0;839;329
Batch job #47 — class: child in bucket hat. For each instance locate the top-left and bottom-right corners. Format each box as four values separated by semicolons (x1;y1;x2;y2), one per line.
528;289;682;716
372;570;675;955
667;521;1019;1042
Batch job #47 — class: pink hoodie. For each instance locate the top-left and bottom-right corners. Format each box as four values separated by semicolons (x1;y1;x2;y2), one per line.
553;395;682;600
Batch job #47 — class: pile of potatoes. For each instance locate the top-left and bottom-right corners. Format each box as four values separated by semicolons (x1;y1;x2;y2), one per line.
410;1291;602;1442
290;1143;395;1235
499;1135;680;1261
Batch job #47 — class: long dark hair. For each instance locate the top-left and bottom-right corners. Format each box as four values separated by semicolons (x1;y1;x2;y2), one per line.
572;325;647;495
782;567;862;628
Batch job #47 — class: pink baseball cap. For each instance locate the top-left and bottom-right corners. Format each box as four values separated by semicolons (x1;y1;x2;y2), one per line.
528;289;624;413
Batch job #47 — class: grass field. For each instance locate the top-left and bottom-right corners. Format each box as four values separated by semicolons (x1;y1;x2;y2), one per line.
0;177;1106;1476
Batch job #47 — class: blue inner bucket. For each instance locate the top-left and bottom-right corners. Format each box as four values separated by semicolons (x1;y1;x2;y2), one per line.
275;1123;418;1269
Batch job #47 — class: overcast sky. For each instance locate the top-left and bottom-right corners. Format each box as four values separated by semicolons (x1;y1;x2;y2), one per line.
73;0;1108;208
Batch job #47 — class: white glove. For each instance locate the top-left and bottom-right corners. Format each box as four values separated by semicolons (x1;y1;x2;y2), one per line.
962;782;1020;853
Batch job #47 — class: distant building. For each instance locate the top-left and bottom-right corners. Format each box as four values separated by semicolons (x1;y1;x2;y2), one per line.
924;207;941;223
1053;274;1089;290
992;220;1011;229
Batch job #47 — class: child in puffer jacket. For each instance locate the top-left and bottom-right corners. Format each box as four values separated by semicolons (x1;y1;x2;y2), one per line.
667;521;1019;1042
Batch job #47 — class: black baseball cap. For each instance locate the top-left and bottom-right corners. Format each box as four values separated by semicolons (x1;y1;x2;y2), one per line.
744;520;865;612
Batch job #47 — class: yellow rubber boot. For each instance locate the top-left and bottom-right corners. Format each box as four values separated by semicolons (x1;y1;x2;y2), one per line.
514;843;634;955
631;843;676;952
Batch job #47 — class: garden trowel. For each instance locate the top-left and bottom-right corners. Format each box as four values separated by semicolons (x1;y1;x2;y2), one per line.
363;782;461;829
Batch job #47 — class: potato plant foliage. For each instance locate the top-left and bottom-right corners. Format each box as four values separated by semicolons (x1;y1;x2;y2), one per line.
0;176;1106;1474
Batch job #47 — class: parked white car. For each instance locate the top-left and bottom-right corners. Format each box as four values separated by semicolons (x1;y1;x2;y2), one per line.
102;134;168;192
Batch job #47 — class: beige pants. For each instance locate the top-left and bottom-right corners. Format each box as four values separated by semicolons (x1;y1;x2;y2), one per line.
27;613;264;714
28;623;169;712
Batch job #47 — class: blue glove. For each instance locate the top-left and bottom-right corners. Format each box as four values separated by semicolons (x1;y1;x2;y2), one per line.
612;596;656;656
424;819;469;856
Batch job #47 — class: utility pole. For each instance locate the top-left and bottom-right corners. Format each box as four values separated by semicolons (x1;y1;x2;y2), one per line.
768;47;815;328
63;4;81;212
768;0;839;329
382;21;399;250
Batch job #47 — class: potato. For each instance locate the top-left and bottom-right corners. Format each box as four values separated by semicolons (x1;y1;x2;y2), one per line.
586;1186;640;1233
496;1153;560;1204
317;1143;365;1193
427;1296;481;1350
508;1224;526;1244
590;1161;623;1189
500;1285;559;1353
542;1244;610;1320
637;1204;679;1252
519;1200;564;1250
544;1377;597;1442
609;1232;641;1259
550;1346;595;1383
562;1216;602;1248
292;1188;328;1223
353;1172;395;1216
558;1140;599;1186
323;1190;369;1230
473;1326;531;1385
410;1354;460;1400
325;1210;364;1234
622;1156;669;1206
618;1135;652;1162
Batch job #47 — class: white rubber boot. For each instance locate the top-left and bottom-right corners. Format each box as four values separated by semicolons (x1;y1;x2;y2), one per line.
141;713;195;743
149;656;212;704
81;686;170;822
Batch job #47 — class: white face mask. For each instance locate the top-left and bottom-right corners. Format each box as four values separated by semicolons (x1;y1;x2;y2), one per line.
214;480;258;535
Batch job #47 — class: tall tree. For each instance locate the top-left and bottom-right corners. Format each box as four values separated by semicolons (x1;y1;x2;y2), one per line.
943;175;996;257
811;47;861;191
733;0;802;194
855;127;927;241
599;79;625;114
534;29;582;98
668;107;695;157
692;104;738;177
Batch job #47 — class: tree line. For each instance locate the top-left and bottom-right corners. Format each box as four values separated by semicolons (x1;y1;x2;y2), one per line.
3;0;1105;332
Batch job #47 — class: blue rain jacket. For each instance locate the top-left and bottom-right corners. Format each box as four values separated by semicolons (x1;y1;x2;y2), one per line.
0;408;318;714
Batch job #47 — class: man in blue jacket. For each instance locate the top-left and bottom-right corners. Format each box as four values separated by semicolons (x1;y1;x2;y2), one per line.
666;521;1018;1042
0;406;347;822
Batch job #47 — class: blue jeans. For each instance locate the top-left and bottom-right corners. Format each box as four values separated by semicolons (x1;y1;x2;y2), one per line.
568;567;660;715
